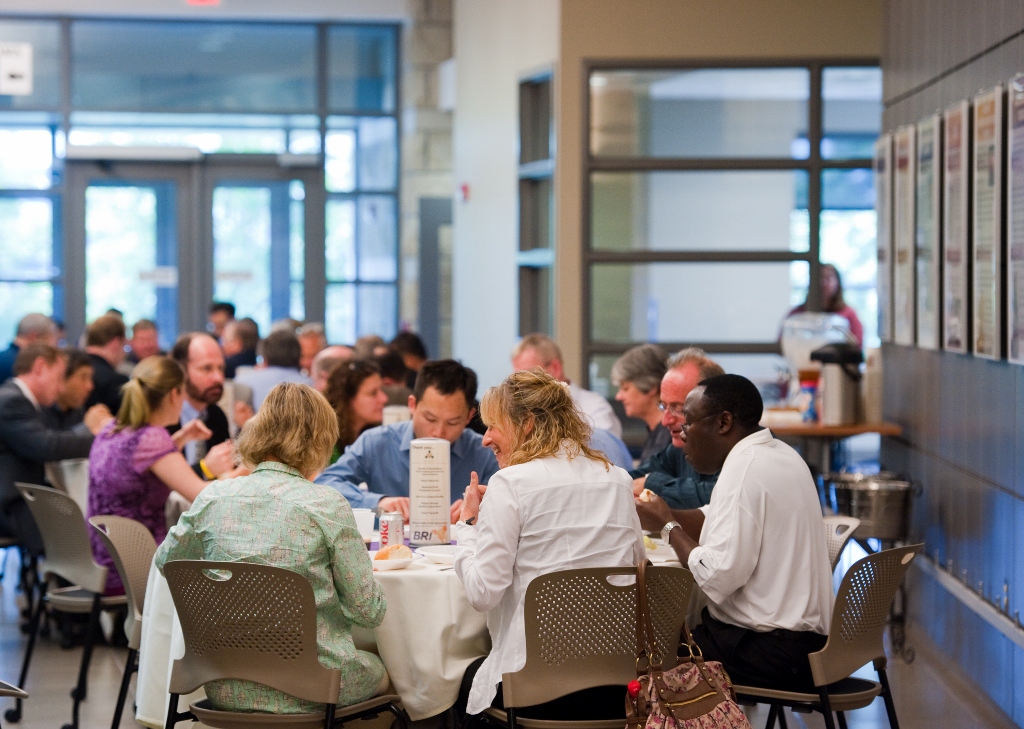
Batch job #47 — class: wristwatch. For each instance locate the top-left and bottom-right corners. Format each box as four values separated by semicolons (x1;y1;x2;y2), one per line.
661;521;681;543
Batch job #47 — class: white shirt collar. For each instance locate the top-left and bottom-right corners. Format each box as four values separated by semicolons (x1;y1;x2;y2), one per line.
12;377;41;411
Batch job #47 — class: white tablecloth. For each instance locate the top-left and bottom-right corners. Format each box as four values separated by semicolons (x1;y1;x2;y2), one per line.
136;556;491;726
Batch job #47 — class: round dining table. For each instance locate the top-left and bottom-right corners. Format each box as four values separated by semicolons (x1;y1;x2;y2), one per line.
135;552;491;727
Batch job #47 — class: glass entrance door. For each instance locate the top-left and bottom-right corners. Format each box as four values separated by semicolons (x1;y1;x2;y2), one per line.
65;159;193;349
211;180;305;335
64;154;324;345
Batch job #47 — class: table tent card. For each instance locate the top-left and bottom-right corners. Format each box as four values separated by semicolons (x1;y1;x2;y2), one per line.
875;134;894;344
972;86;1003;359
409;437;451;546
893;125;917;345
1007;75;1024;364
943;100;970;353
916;114;942;350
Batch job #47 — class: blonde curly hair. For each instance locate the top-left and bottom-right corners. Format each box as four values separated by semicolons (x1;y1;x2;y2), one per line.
479;368;610;469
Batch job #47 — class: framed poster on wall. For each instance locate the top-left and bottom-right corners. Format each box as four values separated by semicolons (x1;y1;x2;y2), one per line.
875;134;894;343
943;100;970;353
1008;75;1024;363
916;114;942;349
972;86;1003;359
893;125;916;345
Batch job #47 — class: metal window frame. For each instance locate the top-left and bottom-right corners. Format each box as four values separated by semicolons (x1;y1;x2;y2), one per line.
580;58;878;382
0;14;401;344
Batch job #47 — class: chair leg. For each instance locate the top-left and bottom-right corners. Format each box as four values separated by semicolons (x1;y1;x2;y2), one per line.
111;647;138;729
164;694;180;729
63;595;102;729
3;580;46;723
877;667;900;729
818;689;836;729
507;707;517;729
764;704;779;729
384;703;410;729
837;711;849;729
323;703;336;729
777;707;789;729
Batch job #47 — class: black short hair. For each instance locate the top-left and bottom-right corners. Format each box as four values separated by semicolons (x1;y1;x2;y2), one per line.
413;359;478;406
261;330;302;369
209;301;236;318
171;332;218;367
390;331;428;360
62;348;93;378
697;374;763;430
375;349;411;382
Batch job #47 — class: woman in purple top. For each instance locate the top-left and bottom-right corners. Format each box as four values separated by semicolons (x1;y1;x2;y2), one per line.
87;355;210;594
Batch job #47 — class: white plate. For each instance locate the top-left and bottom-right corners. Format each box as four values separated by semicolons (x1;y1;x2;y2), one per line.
648;551;680;564
416;544;458;565
369;550;414;570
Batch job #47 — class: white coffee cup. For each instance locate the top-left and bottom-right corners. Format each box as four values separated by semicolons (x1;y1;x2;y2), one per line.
352;508;376;540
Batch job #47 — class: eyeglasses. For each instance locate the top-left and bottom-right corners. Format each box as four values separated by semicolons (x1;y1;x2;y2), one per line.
680;411;724;434
657;401;686;418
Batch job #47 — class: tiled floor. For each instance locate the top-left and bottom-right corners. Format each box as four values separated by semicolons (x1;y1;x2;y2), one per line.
0;548;1018;729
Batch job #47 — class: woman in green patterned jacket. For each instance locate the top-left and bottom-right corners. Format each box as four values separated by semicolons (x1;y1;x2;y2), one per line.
156;382;388;713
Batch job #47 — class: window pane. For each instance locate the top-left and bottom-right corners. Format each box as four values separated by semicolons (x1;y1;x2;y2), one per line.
358;284;397;339
85;186;159;324
820;169;878;348
590;68;809;158
358;117;397;191
0;282;52;348
591;261;808;343
326;283;356;344
68;126;286;154
0;129;52;190
72;21;317;113
0;197;53;277
290;281;305;322
592;171;808;251
325;130;356;193
290;185;305;281
213;187;272;334
328;26;397;114
358;195;397;281
289;128;321;154
0;21;61;110
822;67;881;159
326;199;356;281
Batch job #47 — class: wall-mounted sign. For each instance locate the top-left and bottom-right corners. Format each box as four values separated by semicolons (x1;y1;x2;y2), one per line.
875;134;894;344
972;86;1003;359
1007;76;1024;364
0;42;32;96
943;100;970;353
893;125;917;346
916;114;942;349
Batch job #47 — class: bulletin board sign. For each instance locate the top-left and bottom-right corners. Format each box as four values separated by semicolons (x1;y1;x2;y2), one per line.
916;114;942;350
893;125;917;346
1007;76;1024;364
943;100;970;353
972;86;1003;359
875;135;894;343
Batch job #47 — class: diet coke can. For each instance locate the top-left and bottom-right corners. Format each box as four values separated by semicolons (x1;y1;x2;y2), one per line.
378;511;405;549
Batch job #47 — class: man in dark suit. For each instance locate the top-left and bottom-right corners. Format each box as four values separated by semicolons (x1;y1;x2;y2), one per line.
84;314;130;415
169;332;236;480
0;313;57;384
0;344;100;554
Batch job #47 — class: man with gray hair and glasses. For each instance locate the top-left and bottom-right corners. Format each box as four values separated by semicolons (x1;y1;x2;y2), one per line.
0;313;58;385
629;347;724;508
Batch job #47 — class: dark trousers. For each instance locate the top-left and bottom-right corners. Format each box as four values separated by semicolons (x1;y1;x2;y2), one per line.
0;499;44;556
454;657;626;728
690;608;828;693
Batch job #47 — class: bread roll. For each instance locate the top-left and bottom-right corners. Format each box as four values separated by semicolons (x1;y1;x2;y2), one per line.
375;544;413;560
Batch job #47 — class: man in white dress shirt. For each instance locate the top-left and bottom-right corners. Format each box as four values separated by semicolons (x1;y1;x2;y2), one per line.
511;333;622;437
635;374;833;693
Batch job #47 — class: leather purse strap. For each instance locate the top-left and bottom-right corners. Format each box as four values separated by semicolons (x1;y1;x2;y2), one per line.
635;560;662;670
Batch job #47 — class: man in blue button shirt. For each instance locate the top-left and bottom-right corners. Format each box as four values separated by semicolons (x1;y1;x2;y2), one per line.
316;359;499;522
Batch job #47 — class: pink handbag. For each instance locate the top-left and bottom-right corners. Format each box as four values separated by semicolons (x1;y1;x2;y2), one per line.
625;562;752;729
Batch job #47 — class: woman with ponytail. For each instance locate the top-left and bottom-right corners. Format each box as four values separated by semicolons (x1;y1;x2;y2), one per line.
87;355;211;595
